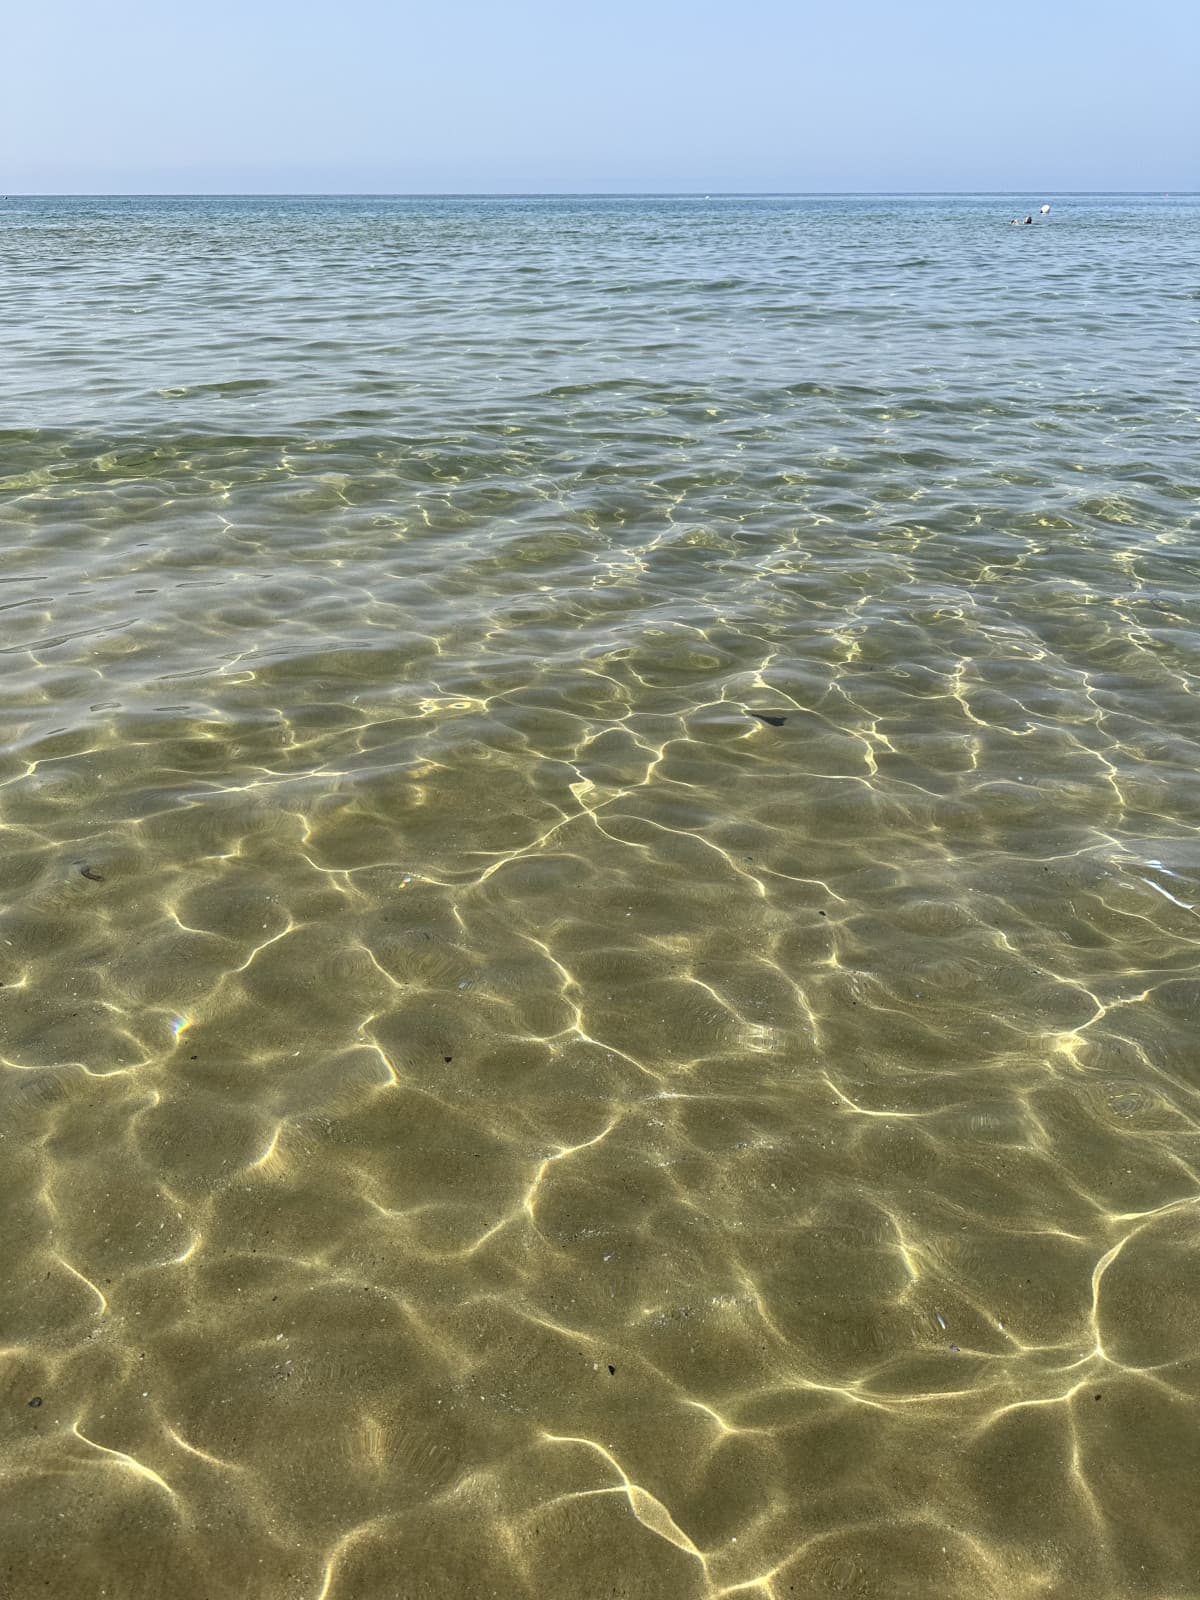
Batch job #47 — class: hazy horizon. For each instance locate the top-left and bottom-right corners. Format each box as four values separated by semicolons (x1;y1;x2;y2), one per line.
5;189;1194;199
4;0;1195;194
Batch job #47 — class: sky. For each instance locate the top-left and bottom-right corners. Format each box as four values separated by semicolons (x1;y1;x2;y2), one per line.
4;0;1196;193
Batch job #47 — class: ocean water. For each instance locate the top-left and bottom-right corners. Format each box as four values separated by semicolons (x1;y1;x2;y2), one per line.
1;193;1198;1599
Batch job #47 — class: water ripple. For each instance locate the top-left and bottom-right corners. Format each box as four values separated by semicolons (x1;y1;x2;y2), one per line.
0;193;1198;1598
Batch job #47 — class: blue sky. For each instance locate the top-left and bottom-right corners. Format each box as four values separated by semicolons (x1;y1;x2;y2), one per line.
5;0;1196;192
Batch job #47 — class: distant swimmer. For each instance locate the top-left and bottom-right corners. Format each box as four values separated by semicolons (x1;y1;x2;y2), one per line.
1023;215;1033;225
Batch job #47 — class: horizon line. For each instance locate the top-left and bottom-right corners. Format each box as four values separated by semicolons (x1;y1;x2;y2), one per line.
2;189;1193;200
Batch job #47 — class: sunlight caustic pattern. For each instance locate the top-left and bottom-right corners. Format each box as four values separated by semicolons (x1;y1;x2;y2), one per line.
0;195;1198;1598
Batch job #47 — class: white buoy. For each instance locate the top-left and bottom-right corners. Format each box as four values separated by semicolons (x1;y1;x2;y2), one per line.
1040;204;1051;214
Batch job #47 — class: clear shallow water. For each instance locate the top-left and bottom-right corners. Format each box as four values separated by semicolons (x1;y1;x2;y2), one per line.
1;193;1199;1599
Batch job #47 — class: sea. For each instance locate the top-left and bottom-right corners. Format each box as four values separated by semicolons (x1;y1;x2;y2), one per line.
1;194;1198;1600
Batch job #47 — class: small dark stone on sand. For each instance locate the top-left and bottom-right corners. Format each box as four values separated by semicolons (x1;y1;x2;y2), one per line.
443;1056;453;1063
608;1365;616;1375
748;712;787;727
80;865;105;882
28;1397;42;1408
